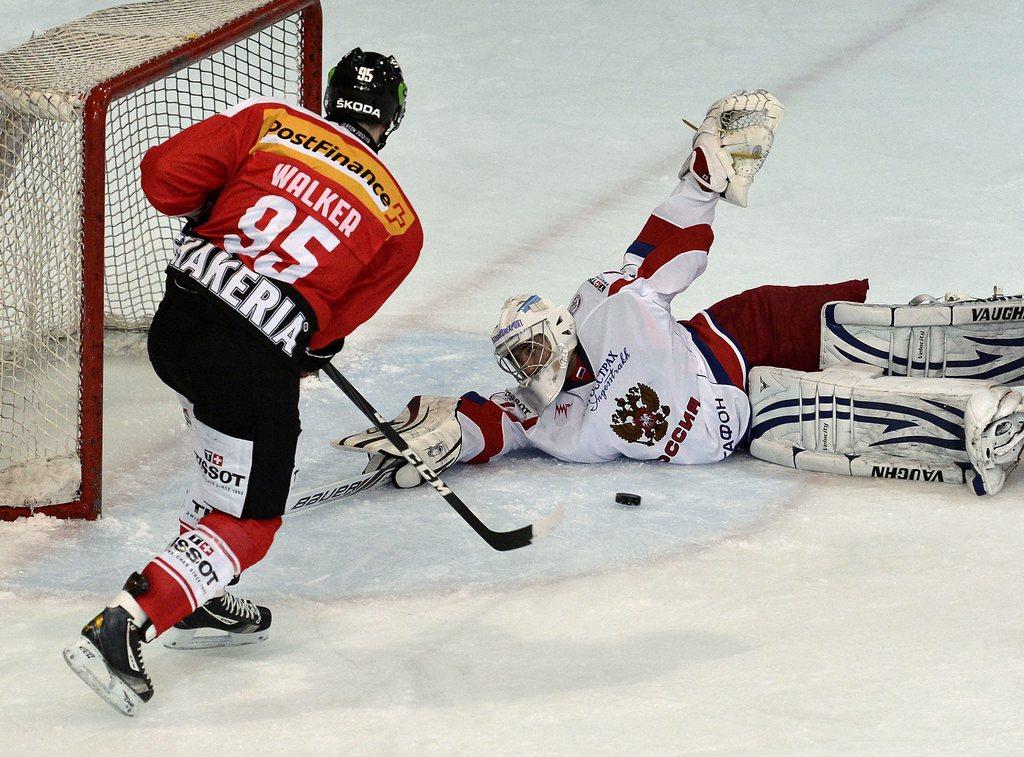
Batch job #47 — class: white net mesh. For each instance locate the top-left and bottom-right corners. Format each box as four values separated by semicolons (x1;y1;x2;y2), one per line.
103;12;306;329
0;0;311;509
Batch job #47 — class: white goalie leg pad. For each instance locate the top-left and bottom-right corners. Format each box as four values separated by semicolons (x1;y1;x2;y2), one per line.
749;363;1024;495
820;292;1024;384
335;395;463;488
751;436;973;486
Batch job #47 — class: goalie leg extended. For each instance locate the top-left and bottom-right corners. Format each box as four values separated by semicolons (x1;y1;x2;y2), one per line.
821;290;1024;384
748;363;1024;496
679;279;870;387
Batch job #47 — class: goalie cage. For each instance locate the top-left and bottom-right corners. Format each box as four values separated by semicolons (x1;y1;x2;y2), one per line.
0;0;322;520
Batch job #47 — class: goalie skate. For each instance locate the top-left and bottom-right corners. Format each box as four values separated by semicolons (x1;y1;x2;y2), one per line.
162;591;271;650
821;290;1024;384
965;385;1024;495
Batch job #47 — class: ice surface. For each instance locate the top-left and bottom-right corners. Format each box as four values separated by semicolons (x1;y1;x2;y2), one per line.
1;0;1023;752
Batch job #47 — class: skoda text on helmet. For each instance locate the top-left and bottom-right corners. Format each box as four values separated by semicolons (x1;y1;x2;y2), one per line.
323;47;407;150
491;294;578;414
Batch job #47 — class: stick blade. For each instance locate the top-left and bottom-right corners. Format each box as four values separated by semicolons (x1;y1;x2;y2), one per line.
485;503;565;552
530;503;565;542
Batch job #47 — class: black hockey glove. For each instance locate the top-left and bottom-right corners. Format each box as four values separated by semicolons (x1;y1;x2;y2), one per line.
298;337;345;375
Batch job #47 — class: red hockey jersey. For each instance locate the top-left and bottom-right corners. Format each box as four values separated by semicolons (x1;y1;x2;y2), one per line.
141;97;422;360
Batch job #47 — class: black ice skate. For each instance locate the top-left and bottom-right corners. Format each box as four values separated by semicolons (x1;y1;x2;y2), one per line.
63;572;154;717
163;591;271;650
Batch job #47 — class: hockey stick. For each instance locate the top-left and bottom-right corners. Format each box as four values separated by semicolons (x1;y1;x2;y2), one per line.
321;362;563;551
283;460;401;516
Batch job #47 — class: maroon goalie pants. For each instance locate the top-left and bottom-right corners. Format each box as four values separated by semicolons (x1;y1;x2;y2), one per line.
679;279;870;388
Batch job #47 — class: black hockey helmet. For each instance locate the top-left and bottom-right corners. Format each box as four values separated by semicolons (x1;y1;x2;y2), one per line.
323;48;407;149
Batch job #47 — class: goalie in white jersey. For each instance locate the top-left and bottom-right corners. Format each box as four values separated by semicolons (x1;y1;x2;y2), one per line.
342;91;855;470
341;90;1024;497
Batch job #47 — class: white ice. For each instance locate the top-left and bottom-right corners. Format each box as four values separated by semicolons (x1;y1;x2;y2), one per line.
2;0;1023;752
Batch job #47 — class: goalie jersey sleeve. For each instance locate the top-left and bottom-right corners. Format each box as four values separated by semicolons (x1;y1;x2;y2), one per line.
456;175;750;466
141;97;423;364
612;175;717;309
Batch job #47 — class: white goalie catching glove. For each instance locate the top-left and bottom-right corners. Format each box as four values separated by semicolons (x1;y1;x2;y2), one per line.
334;396;463;489
683;89;783;207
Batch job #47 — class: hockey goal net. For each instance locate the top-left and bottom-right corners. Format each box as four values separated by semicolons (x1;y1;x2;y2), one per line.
0;0;321;520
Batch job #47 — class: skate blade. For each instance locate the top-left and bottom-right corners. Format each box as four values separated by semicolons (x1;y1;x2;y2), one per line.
62;638;144;717
162;626;269;650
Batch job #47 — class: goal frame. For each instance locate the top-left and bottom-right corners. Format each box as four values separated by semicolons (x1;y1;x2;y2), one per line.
1;0;322;521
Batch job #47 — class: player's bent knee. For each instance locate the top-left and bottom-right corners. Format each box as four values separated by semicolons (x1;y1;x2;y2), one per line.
199;511;281;572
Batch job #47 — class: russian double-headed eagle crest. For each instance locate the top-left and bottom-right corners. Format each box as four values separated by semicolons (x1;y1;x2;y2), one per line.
610;383;670;446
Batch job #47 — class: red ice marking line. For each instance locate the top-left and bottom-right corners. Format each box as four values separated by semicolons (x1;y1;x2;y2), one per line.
779;0;947;95
375;0;947;337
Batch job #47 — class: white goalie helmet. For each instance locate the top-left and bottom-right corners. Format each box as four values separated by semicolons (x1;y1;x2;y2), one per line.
491;294;578;414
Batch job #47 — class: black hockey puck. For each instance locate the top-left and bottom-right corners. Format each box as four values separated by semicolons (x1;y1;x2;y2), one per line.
615;492;641;506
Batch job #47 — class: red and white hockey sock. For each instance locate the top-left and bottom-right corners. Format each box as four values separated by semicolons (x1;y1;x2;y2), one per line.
138;512;281;634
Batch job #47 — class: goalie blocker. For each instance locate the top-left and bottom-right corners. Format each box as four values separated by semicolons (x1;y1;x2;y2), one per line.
748;363;1024;496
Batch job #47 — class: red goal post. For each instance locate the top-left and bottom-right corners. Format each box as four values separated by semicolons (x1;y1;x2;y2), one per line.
0;0;322;520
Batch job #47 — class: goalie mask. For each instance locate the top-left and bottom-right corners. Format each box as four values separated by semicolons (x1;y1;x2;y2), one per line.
491;294;578;414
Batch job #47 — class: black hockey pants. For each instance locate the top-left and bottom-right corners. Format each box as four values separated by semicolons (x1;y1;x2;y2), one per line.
147;280;301;519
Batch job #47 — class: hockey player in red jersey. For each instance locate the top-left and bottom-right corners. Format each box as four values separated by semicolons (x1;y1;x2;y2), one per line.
339;91;1024;499
64;49;423;715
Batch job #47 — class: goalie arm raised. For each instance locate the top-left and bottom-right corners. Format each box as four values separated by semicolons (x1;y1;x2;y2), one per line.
609;178;717;312
598;90;784;311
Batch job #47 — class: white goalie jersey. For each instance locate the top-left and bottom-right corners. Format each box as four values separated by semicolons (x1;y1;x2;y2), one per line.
455;176;750;467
